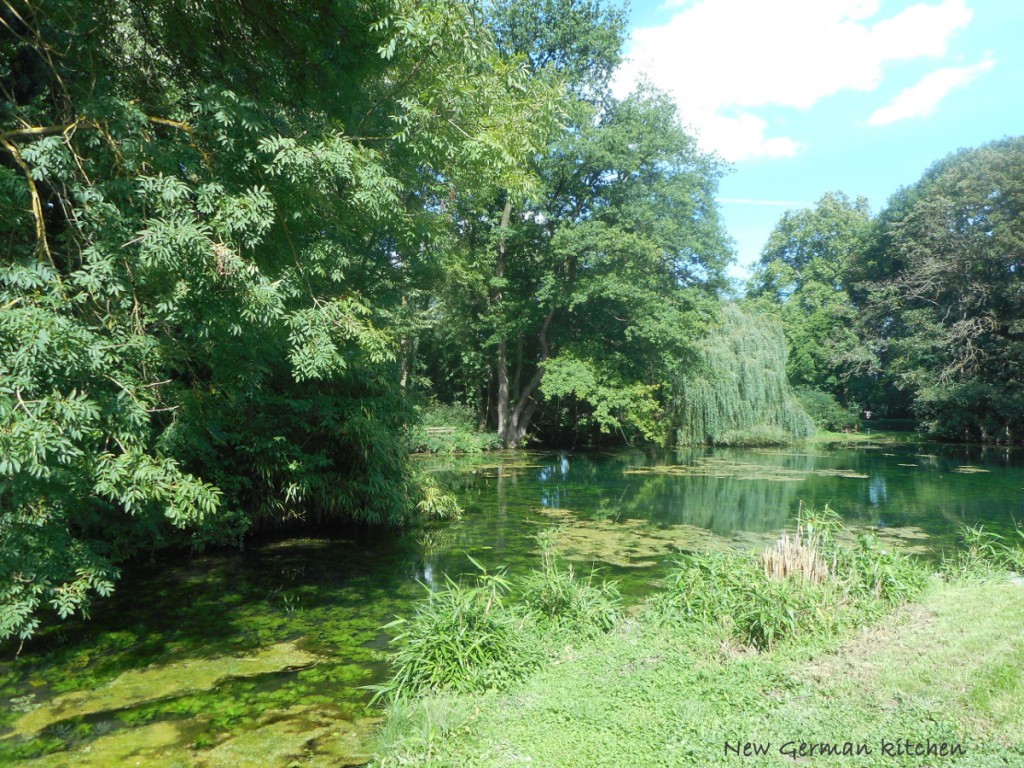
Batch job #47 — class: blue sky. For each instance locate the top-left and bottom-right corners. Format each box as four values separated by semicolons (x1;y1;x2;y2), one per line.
613;0;1024;283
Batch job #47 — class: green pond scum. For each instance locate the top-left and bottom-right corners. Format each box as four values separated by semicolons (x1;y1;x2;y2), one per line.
3;442;1024;765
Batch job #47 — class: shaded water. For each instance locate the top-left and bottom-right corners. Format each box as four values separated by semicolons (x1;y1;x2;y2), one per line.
3;437;1023;764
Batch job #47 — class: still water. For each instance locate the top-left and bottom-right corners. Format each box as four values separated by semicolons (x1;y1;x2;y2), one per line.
2;439;1022;764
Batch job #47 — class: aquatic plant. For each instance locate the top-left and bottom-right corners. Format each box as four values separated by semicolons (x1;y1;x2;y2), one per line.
761;522;830;584
414;474;463;521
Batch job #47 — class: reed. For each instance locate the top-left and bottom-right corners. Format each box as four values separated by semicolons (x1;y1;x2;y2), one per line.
761;521;831;584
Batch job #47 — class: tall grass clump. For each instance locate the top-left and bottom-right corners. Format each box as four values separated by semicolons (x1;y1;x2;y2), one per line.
650;550;840;650
838;532;929;606
372;694;467;768
941;524;1024;581
761;516;831;583
649;505;928;650
370;561;542;703
373;542;622;705
519;533;621;639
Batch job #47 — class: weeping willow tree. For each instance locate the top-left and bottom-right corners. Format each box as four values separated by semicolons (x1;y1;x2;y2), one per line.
673;305;815;445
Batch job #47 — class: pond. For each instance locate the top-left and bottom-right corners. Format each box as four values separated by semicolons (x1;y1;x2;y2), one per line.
3;436;1023;765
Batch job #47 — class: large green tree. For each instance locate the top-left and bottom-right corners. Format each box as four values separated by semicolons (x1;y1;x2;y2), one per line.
851;137;1024;441
419;0;731;447
0;0;557;640
746;191;873;402
672;304;815;446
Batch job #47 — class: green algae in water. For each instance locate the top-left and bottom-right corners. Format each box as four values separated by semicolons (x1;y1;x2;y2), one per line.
3;442;1023;764
199;706;379;768
624;458;868;481
9;642;318;738
7;708;381;768
533;507;726;568
13;720;197;768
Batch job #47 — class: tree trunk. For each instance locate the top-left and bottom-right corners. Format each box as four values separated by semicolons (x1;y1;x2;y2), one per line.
504;306;555;446
492;196;557;447
495;198;513;443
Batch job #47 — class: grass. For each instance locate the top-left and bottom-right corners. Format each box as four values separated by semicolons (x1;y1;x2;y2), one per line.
372;579;1024;767
368;548;621;705
370;521;1024;767
804;429;923;446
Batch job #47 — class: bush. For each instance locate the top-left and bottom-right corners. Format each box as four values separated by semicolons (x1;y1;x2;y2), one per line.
407;402;502;454
519;535;621;639
794;387;859;432
372;563;542;702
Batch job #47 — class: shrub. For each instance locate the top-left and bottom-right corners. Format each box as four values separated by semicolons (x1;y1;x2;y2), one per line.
519;534;621;639
794;387;859;432
371;562;542;703
407;401;502;454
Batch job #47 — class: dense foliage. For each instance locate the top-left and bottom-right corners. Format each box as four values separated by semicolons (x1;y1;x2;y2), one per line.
0;0;559;640
672;304;815;446
7;0;1018;648
852;138;1024;442
746;192;876;415
752;138;1024;444
413;0;732;448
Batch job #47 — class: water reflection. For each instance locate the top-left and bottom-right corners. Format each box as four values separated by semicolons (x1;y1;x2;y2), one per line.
428;440;1024;565
868;475;888;506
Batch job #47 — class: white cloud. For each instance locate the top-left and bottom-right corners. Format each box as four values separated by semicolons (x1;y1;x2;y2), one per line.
867;58;994;125
616;0;974;161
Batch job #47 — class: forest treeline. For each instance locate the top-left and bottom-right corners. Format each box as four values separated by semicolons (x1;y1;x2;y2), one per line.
1;0;1022;641
746;137;1024;444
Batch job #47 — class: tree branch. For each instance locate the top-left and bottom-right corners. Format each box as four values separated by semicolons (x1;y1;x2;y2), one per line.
0;115;192;144
1;137;54;267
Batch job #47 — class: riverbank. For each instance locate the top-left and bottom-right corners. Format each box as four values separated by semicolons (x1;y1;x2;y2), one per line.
371;576;1024;767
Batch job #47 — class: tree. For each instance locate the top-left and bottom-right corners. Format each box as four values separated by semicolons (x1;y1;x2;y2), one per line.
0;0;558;640
747;191;873;403
851;137;1024;441
420;0;731;447
672;305;815;446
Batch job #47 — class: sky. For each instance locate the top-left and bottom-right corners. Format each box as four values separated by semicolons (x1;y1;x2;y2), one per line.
612;0;1024;283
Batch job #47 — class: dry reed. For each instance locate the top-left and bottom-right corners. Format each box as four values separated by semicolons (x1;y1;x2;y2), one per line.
761;520;831;584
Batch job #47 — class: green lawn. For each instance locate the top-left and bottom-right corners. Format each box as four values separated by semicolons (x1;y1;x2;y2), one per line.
374;579;1024;767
